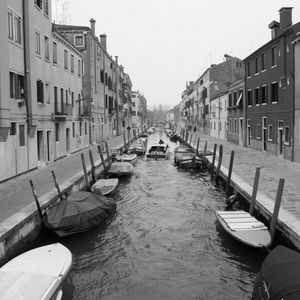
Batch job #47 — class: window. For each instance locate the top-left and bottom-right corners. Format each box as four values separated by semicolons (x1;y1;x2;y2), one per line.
71;92;74;107
271;46;277;66
255;87;260;105
36;80;44;103
9;72;25;100
65;90;68;105
54;86;58;112
35;31;40;54
60;88;64;112
100;69;104;82
268;125;273;141
78;59;81;76
8;11;13;40
284;126;290;144
255;57;258;74
44;36;49;60
247;61;251;77
53;42;57;64
74;35;84;46
44;0;49;16
64;50;68;70
14;14;21;44
233;92;237;106
234;118;237;134
236;90;243;107
271;82;278;103
247;90;253;106
133;102;135;107
228;93;232;107
256;124;261;139
261;53;265;71
35;0;43;9
19;124;25;146
85;122;87;135
79;121;82;136
45;82;50;104
55;123;59;141
72;122;75;138
261;86;267;104
10;122;17;135
71;54;74;73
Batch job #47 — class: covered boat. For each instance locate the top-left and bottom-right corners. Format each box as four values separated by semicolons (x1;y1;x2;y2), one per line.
174;145;195;165
44;191;116;237
0;243;72;300
108;161;134;177
91;178;119;195
115;153;138;165
145;141;170;160
252;245;300;300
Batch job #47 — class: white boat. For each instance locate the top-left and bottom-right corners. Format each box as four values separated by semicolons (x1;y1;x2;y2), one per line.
108;161;134;177
174;145;195;165
0;243;72;300
91;178;119;195
215;210;271;248
145;141;170;160
127;139;146;155
115;153;137;165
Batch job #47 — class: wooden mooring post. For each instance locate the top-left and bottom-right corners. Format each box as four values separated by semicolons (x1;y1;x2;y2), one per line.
249;167;261;216
215;144;223;180
29;180;43;219
189;134;193;146
123;132;127;151
225;151;235;198
89;149;96;184
81;153;90;191
51;170;63;200
270;178;285;243
210;144;217;173
185;129;188;144
196;137;200;156
203;141;207;157
97;144;107;171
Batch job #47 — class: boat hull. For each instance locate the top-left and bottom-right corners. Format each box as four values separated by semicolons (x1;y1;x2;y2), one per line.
91;178;119;195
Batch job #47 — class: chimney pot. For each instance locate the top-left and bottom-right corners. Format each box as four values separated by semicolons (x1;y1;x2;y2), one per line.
90;18;96;35
279;7;293;33
100;34;107;51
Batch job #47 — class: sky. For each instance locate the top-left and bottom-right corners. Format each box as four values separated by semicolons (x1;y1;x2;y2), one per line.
52;0;300;110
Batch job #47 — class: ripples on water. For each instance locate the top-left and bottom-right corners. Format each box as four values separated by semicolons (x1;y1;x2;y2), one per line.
37;131;266;299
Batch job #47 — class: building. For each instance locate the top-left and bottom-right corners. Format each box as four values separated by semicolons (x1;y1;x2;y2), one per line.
131;90;147;134
227;79;246;146
244;7;300;160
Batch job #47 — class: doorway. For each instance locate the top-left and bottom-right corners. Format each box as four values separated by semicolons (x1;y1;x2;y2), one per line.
37;130;44;164
239;118;244;146
262;117;267;151
278;121;283;156
247;119;251;147
66;128;70;153
46;130;51;162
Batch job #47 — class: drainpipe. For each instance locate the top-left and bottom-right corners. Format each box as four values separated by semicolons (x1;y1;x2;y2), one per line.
291;40;295;161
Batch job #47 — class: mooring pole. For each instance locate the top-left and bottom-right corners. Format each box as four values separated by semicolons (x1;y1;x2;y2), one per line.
51;170;63;200
29;180;43;219
182;129;185;141
203;141;207;157
104;141;111;168
215;144;223;179
81;153;90;191
89;149;96;184
210;144;217;173
185;129;188;144
98;145;107;171
189;134;193;146
196;137;200;156
226;151;235;198
123;131;127;152
249;167;261;216
270;178;285;244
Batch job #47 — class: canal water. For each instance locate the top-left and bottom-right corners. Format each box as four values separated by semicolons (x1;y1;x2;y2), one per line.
35;129;267;300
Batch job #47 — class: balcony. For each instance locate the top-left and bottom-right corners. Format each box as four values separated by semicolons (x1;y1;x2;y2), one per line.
53;103;73;121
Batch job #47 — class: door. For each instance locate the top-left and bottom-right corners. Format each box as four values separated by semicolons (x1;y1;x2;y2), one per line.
247;119;251;147
239;118;244;146
37;130;44;165
46;131;51;162
278;121;283;156
66;128;70;153
262;117;267;151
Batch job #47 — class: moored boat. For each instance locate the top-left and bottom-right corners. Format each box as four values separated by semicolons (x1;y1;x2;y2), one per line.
115;153;137;165
174;145;195;165
128;139;146;155
91;178;119;195
145;140;170;160
0;243;72;300
108;161;134;177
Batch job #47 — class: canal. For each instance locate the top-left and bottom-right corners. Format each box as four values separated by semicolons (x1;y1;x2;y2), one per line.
34;129;267;299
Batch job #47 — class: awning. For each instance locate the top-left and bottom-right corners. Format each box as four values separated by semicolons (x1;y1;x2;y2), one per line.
236;92;243;106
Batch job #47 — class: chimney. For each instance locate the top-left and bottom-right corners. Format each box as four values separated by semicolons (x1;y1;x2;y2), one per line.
268;21;280;39
279;7;293;33
90;18;96;35
100;34;107;51
115;56;118;64
120;65;124;73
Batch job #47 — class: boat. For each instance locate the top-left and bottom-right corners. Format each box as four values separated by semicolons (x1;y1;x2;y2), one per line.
252;245;300;299
0;243;72;300
178;156;205;170
115;153;138;165
43;191;116;237
174;145;195;165
215;210;271;248
145;141;170;160
91;178;119;195
108;161;134;177
127;139;146;155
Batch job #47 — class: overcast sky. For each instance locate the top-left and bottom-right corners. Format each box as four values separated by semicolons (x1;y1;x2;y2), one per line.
53;0;300;110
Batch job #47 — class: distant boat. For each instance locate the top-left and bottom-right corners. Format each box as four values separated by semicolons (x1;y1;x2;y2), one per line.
108;161;134;177
145;141;170;160
215;210;271;248
91;178;119;195
115;153;138;165
252;245;300;300
0;243;72;300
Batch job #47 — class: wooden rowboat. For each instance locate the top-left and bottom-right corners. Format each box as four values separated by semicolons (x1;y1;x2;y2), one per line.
91;178;119;195
115;153;138;165
0;243;72;300
215;210;271;248
108;162;134;177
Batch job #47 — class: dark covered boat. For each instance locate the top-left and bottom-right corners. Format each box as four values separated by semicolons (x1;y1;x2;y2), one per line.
252;245;300;300
44;191;116;237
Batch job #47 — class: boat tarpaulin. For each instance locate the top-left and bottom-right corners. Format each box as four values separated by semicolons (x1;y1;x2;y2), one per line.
252;245;300;300
44;191;116;237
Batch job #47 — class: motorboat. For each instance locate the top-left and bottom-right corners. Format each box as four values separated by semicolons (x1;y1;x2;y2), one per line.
215;210;271;248
145;140;170;160
42;191;116;237
91;178;119;195
108;161;134;177
127;139;146;155
252;245;300;300
0;243;72;300
174;145;195;165
115;153;138;165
